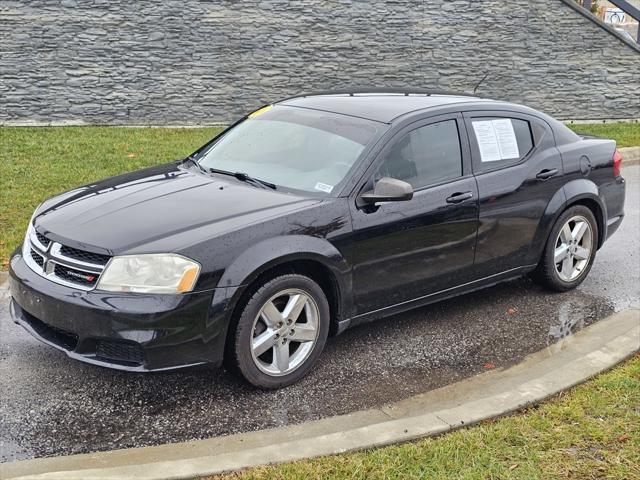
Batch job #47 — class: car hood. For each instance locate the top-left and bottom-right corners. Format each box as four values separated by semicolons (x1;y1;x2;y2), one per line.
34;163;318;254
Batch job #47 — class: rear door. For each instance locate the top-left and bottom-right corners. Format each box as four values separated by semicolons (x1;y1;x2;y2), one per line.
463;110;563;276
347;113;479;315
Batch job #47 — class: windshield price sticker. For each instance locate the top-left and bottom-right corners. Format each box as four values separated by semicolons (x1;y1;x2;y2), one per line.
472;119;520;162
314;182;333;193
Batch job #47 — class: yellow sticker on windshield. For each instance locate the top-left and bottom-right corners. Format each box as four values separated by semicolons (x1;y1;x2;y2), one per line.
248;105;273;118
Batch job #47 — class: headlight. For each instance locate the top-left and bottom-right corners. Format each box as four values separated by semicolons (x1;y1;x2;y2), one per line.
97;254;201;294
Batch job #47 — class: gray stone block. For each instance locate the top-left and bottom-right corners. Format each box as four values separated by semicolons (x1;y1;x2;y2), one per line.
0;0;638;125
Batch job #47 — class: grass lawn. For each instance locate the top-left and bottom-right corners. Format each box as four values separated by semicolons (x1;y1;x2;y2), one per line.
0;126;223;268
566;122;640;148
207;355;640;480
1;122;638;267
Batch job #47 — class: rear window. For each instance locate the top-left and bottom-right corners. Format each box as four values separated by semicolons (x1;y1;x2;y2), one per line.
469;117;534;171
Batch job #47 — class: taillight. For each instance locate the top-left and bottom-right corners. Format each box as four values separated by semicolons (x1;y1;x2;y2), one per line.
613;149;623;177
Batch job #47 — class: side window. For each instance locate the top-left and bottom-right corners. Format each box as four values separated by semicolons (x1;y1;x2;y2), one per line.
469;117;534;171
374;120;463;189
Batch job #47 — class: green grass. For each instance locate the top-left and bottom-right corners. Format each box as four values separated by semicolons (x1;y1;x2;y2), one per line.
207;355;640;480
0;126;223;268
566;122;640;148
0;123;638;267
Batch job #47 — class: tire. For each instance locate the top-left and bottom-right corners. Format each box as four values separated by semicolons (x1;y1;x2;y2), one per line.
230;274;330;389
532;205;598;292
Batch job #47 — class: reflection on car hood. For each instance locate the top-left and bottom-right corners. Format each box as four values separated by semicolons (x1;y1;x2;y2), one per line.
34;163;316;254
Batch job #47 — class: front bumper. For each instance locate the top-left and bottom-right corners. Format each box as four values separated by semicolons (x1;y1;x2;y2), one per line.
9;250;234;371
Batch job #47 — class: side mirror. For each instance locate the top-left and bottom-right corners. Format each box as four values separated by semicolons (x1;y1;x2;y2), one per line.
360;177;413;204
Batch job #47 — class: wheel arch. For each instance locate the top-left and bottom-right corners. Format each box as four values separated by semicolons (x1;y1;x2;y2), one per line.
219;235;352;342
561;178;607;249
531;179;607;266
564;197;605;249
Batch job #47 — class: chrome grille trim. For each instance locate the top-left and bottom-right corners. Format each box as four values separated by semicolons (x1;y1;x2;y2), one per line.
23;227;110;291
29;229;49;252
50;243;106;270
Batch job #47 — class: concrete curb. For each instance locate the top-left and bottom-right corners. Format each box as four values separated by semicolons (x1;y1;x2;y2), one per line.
620;146;640;165
1;308;638;480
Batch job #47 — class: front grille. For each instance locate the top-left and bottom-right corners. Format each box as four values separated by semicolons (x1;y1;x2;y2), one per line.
25;229;111;290
59;245;110;266
53;264;99;287
35;231;51;249
96;340;144;364
30;249;45;268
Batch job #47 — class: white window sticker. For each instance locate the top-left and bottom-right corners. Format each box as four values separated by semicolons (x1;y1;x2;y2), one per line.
492;119;520;159
314;182;333;193
472;119;520;162
472;121;501;162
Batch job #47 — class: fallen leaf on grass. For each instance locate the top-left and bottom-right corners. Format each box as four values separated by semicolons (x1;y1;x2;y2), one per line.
127;153;136;158
617;434;630;442
509;464;519;471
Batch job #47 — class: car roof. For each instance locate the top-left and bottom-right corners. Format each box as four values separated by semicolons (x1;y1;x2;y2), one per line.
278;91;496;123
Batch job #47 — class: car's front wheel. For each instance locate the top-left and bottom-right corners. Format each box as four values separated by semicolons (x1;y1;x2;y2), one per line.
533;205;598;292
230;274;330;389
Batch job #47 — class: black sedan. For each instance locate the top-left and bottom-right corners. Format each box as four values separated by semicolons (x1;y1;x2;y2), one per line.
9;90;626;388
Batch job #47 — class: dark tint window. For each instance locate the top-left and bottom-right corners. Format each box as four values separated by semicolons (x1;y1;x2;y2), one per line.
374;120;462;189
510;119;533;158
470;117;534;170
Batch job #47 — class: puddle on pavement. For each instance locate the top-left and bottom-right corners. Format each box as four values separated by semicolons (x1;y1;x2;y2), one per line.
545;299;596;355
0;278;618;462
330;281;615;404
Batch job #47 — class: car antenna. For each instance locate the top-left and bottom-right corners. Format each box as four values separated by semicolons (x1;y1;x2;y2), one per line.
473;73;489;95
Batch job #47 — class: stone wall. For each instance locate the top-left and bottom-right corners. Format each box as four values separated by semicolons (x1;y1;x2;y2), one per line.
1;0;638;125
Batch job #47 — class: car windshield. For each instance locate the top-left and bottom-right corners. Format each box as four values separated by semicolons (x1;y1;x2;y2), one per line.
196;105;383;195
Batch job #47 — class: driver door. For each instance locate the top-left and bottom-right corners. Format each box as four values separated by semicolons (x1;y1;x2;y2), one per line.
347;114;479;316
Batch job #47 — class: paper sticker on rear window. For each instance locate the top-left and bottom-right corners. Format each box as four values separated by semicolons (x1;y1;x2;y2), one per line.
472;119;520;162
314;182;333;193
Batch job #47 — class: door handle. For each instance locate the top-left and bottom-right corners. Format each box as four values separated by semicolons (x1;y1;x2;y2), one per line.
446;191;473;204
536;168;559;180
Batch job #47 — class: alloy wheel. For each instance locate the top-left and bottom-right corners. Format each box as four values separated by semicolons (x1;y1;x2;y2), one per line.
554;215;593;282
250;288;320;376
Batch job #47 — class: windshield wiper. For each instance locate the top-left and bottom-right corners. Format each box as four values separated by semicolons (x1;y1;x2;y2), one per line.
183;157;277;190
208;168;277;190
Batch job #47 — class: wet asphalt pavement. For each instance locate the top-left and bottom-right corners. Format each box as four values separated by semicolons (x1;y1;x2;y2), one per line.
1;166;638;463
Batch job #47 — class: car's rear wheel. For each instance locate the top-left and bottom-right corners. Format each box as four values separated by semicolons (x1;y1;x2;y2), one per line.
533;205;598;292
230;274;330;389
